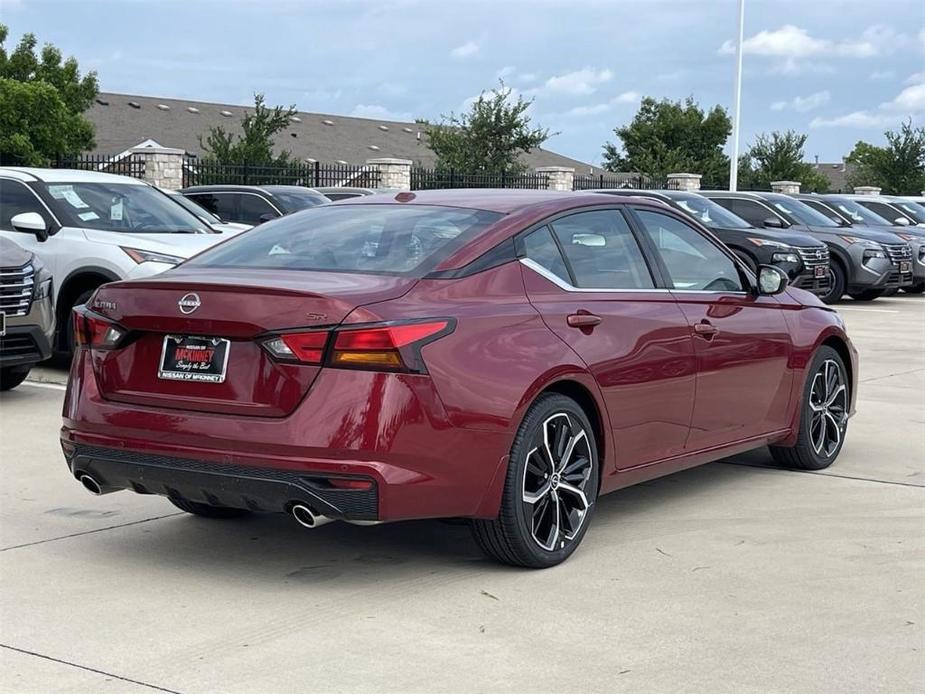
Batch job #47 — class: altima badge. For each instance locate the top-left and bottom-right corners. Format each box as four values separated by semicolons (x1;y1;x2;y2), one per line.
178;293;201;315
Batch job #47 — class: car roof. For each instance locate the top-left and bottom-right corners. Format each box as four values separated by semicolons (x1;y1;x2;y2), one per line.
330;188;642;214
0;167;148;185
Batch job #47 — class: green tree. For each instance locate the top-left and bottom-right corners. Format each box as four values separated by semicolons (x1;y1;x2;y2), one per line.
737;130;829;193
602;96;732;187
423;82;551;173
0;24;98;164
846;121;925;195
200;93;296;165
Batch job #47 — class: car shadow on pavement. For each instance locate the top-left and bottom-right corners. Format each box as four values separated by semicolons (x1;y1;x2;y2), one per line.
84;460;772;582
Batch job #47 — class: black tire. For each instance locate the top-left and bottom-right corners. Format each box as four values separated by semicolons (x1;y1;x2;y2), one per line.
62;288;97;355
848;289;884;301
0;365;31;391
902;282;925;294
168;498;251;519
770;346;849;471
733;250;758;274
471;394;599;568
820;261;846;304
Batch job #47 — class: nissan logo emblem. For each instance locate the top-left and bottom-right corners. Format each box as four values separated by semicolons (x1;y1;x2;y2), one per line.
178;293;201;315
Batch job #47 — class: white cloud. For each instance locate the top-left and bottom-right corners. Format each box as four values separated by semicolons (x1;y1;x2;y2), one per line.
529;67;613;96
450;41;480;59
518;72;538;84
906;71;925;85
350;104;413;121
770;91;831;112
560;91;640;118
720;24;916;74
810;83;925;128
612;90;640;104
496;65;516;79
869;70;896;81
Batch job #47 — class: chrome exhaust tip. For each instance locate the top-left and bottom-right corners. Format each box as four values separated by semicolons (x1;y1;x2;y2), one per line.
78;474;103;496
290;503;334;529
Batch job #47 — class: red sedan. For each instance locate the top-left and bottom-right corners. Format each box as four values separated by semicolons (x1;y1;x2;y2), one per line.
62;190;857;567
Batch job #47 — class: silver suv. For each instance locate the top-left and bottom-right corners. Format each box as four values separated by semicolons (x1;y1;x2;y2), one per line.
0;237;54;390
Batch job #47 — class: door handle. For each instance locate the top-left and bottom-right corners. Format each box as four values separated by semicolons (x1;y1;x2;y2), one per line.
693;321;719;339
567;312;602;329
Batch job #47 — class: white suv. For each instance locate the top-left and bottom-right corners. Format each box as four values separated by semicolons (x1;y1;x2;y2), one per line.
0;168;233;352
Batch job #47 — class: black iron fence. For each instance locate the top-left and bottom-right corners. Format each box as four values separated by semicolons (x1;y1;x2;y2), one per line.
50;154;146;179
572;173;664;191
182;159;379;188
411;168;550;190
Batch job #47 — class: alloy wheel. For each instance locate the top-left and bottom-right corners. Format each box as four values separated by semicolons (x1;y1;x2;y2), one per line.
522;413;594;551
808;359;848;459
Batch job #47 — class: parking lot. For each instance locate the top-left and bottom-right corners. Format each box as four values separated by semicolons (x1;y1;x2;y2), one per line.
0;295;922;693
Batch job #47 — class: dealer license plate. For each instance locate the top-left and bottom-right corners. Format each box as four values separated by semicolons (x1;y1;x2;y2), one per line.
158;335;230;383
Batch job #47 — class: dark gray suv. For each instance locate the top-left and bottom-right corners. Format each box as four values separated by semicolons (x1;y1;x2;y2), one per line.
0;237;54;390
702;191;913;302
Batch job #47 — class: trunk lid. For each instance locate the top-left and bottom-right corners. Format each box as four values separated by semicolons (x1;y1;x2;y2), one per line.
88;268;415;417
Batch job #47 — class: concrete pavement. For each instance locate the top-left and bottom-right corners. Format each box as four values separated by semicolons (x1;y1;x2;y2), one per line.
1;296;923;693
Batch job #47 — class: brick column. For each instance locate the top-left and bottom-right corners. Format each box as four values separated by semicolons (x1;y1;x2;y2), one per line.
366;158;412;191
535;166;575;192
771;180;801;194
667;173;702;191
853;186;882;196
130;145;186;190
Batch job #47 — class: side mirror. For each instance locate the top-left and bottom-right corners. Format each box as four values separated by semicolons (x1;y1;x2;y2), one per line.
11;212;49;242
257;212;279;225
895;217;911;226
757;265;789;296
831;216;849;227
762;217;785;229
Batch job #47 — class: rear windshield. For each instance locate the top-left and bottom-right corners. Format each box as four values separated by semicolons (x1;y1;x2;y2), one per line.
264;187;329;213
186;204;503;276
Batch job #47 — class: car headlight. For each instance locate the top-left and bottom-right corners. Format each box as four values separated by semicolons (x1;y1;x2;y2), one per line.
747;238;790;248
28;255;54;300
771;252;801;264
34;276;53;300
862;247;887;260
120;247;185;265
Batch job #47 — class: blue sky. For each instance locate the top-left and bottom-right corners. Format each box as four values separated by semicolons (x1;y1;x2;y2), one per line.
3;0;923;166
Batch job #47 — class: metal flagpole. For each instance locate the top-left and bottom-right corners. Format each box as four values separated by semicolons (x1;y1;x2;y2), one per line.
729;0;745;191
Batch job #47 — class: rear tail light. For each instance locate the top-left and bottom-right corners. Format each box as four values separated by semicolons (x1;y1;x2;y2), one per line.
262;331;328;364
260;319;454;373
73;307;126;350
330;320;452;373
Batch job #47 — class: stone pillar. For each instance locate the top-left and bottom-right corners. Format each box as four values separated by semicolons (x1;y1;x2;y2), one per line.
366;158;412;191
853;186;882;196
667;173;702;191
770;180;801;194
535;166;575;192
130;145;186;190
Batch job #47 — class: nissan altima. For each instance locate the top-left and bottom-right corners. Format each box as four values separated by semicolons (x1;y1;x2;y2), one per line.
62;190;857;567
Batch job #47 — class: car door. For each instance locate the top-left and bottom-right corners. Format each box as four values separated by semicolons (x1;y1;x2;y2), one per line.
631;208;793;450
519;208;696;469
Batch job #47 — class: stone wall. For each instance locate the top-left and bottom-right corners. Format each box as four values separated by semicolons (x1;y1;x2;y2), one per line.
130;145;185;190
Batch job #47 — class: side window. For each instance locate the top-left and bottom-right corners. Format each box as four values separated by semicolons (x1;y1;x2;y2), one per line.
0;179;53;232
803;200;834;218
522;226;569;282
862;201;900;222
549;210;654;289
728;199;774;227
238;195;278;225
635;210;744;292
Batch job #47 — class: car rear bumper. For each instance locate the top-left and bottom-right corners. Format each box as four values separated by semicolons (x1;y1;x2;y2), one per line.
62;350;512;521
